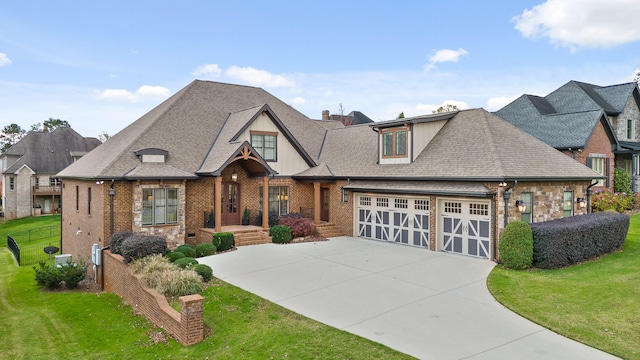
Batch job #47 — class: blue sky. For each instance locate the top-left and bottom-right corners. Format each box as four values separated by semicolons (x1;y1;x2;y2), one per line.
1;0;639;138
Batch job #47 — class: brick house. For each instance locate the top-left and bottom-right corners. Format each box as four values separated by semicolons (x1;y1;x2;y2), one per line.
1;127;101;219
495;80;640;191
57;80;600;273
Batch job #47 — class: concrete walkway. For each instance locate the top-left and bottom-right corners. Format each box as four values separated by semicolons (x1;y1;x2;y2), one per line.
198;236;618;360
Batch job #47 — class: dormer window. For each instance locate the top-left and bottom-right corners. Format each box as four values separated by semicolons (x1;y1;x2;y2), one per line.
250;131;277;161
135;148;168;163
382;128;407;158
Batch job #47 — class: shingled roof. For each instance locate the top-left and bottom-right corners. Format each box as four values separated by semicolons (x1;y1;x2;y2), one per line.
295;109;600;181
3;127;101;174
57;80;329;180
495;80;628;150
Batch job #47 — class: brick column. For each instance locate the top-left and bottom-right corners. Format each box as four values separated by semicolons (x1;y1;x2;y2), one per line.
180;294;204;346
262;176;269;229
314;182;321;224
215;176;222;232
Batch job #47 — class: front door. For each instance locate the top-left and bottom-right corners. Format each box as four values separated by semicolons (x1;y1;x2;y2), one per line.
321;188;330;222
221;182;241;225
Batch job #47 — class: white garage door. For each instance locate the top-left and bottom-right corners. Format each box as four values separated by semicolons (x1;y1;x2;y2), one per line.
440;199;491;258
356;195;430;248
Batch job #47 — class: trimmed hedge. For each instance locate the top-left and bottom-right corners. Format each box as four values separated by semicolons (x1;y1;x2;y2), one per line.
213;232;234;252
279;214;315;238
109;231;133;255
271;225;292;244
195;243;217;257
174;257;198;269
531;212;629;269
120;234;169;264
193;264;213;282
166;251;186;263
498;221;533;270
176;244;196;258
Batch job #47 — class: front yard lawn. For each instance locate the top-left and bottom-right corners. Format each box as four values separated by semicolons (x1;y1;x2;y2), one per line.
488;213;640;360
0;247;412;359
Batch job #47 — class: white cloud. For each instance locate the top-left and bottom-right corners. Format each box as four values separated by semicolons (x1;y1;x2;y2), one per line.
0;53;12;66
486;95;520;111
289;96;305;105
225;66;296;88
513;0;640;50
93;85;170;102
424;48;468;71
192;64;222;78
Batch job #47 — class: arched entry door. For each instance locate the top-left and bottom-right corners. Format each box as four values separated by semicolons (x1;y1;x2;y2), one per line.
221;181;241;225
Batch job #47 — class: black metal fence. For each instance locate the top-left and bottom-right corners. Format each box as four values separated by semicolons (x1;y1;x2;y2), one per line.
7;225;62;266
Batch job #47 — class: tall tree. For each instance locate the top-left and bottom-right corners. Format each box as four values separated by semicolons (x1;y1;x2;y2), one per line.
432;104;460;114
634;68;640;87
397;112;405;119
98;131;111;143
43;118;70;132
0;123;26;152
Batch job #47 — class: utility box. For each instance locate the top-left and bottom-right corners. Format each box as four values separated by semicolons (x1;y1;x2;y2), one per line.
55;254;72;266
91;243;101;266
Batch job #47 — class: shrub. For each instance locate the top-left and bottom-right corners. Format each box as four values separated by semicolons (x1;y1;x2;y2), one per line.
155;269;204;297
33;261;63;290
59;259;87;289
591;191;633;213
212;232;234;252
120;234;168;264
176;244;196;258
174;257;198;269
498;221;533;270
166;251;186;263
531;212;629;269
109;231;133;255
195;243;217;257
271;225;292;244
614;167;633;195
193;264;213;282
279;215;315;238
132;255;176;288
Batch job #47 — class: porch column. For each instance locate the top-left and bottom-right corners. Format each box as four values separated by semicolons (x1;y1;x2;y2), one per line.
262;176;269;229
313;182;321;224
215;176;222;232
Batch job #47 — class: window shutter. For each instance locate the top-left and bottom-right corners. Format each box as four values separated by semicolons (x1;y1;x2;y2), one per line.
586;157;592;168
605;157;610;188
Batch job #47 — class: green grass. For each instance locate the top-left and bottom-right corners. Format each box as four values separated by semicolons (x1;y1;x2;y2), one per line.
488;213;640;360
0;217;413;360
0;215;61;247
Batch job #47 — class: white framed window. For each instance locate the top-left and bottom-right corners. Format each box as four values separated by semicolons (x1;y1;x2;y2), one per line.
414;199;429;211
520;192;532;224
394;198;408;209
360;196;371;206
142;188;179;225
627;119;635;140
589;156;605;187
251;132;277;161
377;197;389;207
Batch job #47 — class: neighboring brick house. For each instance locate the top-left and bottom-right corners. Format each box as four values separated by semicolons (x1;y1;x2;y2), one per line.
57;80;600;275
495;80;640;191
1;127;101;220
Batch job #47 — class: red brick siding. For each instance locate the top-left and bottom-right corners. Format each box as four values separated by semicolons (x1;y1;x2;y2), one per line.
103;251;204;346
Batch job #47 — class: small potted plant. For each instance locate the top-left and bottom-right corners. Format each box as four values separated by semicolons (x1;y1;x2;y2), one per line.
242;207;250;226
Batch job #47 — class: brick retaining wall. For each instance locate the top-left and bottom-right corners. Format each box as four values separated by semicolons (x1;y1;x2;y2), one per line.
102;250;204;346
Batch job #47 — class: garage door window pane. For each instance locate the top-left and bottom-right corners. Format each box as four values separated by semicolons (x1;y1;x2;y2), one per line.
360;196;371;206
395;198;408;209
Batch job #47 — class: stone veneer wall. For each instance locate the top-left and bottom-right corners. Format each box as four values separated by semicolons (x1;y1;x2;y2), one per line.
102;250;204;346
132;180;186;249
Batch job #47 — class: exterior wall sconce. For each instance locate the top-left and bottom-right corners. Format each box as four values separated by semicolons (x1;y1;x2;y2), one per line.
231;171;238;182
576;197;587;209
515;200;527;213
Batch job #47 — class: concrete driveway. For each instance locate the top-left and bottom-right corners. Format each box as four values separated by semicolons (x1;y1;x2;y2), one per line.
198;236;617;359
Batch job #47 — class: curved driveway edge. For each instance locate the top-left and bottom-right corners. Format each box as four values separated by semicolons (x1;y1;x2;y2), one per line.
198;236;618;360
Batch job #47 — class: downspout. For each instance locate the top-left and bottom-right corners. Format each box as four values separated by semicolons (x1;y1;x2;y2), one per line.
586;180;599;214
491;192;498;262
59;180;63;253
109;180;115;238
502;180;518;228
100;245;110;291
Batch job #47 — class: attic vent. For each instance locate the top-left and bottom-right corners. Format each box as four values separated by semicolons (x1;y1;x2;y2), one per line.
134;148;168;163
